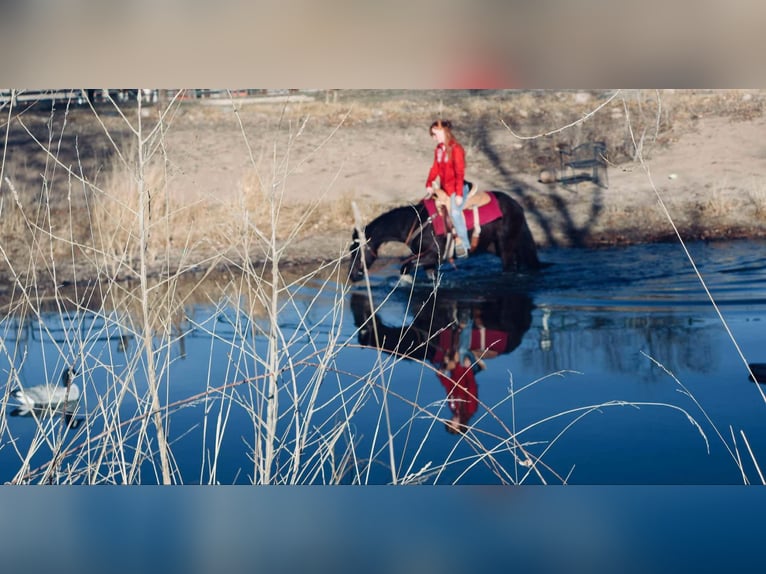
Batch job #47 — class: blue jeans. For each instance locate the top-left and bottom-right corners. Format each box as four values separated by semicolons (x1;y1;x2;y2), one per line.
450;194;470;252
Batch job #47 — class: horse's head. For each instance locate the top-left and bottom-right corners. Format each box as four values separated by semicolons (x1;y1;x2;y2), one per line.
348;227;377;282
349;292;377;345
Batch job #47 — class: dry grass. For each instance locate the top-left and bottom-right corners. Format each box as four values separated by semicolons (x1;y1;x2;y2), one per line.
283;89;764;167
746;178;766;217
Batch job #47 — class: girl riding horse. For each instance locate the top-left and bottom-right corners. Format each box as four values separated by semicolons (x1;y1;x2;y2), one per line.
425;120;471;258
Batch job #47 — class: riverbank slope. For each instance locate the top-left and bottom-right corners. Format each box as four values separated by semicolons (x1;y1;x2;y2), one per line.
2;90;765;286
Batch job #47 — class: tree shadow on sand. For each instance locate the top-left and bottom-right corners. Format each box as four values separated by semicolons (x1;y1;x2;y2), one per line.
470;114;605;248
1;102;132;206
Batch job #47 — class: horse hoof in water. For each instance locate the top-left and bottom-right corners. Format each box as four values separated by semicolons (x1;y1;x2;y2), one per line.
397;274;414;286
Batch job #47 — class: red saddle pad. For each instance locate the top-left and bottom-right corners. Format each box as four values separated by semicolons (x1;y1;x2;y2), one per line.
432;327;509;365
423;192;503;236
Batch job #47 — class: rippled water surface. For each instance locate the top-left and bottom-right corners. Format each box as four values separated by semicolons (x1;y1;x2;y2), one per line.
3;239;766;484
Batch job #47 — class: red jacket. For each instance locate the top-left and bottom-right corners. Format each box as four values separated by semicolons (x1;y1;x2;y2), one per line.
438;365;478;424
426;141;465;197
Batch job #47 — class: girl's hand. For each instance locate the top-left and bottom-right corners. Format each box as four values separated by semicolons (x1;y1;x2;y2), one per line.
455;195;463;206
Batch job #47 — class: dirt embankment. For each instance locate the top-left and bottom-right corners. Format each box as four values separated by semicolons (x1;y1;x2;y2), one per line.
2;90;765;286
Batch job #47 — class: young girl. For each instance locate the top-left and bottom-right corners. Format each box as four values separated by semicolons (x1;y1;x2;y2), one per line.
425;119;471;258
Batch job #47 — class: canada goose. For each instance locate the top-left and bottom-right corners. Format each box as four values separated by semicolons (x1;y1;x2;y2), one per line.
10;366;80;410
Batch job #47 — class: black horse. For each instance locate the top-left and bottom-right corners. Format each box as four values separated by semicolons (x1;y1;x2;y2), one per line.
349;191;540;282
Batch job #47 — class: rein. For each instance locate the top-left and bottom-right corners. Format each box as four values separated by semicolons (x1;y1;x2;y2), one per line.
362;242;377;258
401;210;439;267
404;211;433;248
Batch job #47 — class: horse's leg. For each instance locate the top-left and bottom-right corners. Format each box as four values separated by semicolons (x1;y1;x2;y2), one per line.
401;237;443;279
501;247;519;272
502;220;540;271
495;235;516;271
401;251;440;277
400;257;418;280
497;195;541;271
499;218;522;272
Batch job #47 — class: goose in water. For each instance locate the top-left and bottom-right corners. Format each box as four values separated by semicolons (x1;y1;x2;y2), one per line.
11;366;80;411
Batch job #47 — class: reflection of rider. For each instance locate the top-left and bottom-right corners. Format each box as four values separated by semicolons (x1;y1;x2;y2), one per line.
424;119;471;258
349;292;534;436
438;352;479;435
436;308;482;434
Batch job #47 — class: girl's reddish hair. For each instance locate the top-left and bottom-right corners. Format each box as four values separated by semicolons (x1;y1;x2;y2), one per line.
430;119;457;144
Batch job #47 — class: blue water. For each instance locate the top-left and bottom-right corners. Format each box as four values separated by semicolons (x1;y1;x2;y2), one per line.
2;239;766;484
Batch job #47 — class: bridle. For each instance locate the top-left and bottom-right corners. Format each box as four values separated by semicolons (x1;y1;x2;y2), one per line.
352;235;377;264
401;211;440;267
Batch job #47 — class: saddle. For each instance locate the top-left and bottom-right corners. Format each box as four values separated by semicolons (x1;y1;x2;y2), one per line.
464;185;493;210
431;182;492;211
423;188;503;250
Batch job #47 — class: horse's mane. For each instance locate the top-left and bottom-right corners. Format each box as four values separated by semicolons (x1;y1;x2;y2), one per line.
363;202;428;244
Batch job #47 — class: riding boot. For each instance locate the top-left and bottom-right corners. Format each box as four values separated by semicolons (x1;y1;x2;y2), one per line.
454;235;468;259
450;195;470;259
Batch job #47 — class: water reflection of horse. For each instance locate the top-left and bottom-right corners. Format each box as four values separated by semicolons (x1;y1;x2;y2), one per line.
350;290;533;433
348;191;540;282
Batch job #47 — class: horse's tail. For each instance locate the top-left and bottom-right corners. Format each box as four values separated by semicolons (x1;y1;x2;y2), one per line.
494;191;541;271
518;219;541;269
